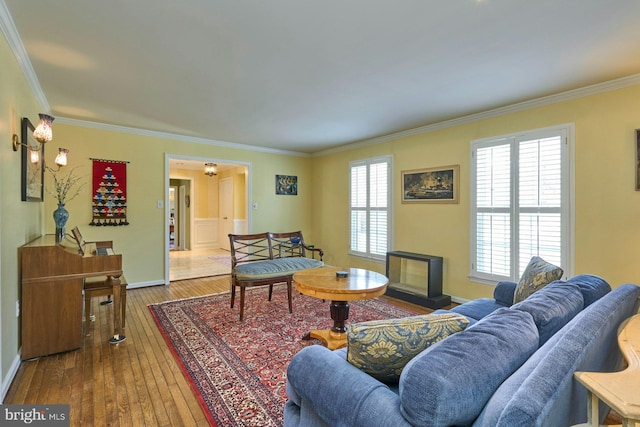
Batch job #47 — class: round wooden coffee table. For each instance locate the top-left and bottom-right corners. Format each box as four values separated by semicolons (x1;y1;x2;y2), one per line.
293;267;389;350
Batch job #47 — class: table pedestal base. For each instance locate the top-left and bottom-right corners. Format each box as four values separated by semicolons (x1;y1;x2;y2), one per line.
303;300;350;350
303;330;347;350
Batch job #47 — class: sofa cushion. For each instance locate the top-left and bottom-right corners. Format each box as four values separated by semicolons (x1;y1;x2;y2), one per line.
448;298;506;322
399;308;539;427
346;313;469;383
513;256;564;303
566;274;611;307
494;281;517;306
235;257;323;279
511;281;584;346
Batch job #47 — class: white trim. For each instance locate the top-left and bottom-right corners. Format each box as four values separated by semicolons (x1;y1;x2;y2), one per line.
349;154;393;259
164;154;252;285
315;74;640;157
126;280;166;289
469;124;574;282
0;0;50;112
57;117;310;157
0;354;21;403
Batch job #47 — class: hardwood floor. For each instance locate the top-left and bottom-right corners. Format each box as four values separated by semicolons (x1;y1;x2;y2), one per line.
3;275;438;426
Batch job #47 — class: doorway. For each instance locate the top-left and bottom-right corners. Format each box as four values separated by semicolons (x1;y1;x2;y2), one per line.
165;154;251;284
169;183;189;250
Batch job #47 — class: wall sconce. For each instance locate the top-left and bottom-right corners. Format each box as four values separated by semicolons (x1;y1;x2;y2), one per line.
12;113;56;157
55;148;69;167
33;113;55;143
204;163;217;177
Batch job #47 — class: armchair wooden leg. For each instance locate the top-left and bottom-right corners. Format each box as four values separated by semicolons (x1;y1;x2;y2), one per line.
268;284;273;301
287;279;293;314
239;286;246;321
231;283;236;308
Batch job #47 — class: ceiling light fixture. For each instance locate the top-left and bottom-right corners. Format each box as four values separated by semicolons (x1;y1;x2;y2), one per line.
204;163;217;177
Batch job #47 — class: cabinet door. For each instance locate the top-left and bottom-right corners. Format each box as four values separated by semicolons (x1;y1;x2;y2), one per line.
22;278;83;360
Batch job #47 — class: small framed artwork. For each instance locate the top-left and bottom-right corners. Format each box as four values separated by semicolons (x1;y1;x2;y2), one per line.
21;117;44;202
402;165;459;204
276;174;297;195
636;129;640;190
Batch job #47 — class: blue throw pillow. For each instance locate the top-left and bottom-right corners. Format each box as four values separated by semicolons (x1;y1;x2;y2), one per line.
399;308;539;427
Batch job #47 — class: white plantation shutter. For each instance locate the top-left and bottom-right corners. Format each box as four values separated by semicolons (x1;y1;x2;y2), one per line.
471;126;571;282
350;156;392;259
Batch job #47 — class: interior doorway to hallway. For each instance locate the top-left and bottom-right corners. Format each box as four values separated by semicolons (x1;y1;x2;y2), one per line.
165;154;251;283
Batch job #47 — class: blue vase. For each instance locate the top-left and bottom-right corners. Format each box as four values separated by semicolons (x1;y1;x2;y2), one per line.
53;203;69;243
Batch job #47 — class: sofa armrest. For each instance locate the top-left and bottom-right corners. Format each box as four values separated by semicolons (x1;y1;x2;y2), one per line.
494;281;517;306
286;345;411;427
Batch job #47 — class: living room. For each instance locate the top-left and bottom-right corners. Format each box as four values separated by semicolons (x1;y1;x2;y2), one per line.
2;1;640;425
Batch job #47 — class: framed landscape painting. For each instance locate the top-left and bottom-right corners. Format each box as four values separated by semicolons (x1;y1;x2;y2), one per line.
402;165;459;204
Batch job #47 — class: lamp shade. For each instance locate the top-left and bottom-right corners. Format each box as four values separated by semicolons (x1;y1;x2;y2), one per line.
55;148;69;166
33;113;54;143
29;148;40;164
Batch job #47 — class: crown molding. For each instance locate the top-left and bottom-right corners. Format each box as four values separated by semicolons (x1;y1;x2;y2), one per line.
0;0;50;112
55;117;312;157
313;73;640;157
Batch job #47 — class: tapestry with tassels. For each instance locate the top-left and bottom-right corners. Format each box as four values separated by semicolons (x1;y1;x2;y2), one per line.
90;158;129;226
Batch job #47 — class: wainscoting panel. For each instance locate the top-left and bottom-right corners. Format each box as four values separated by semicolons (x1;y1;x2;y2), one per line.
234;219;248;235
193;218;219;249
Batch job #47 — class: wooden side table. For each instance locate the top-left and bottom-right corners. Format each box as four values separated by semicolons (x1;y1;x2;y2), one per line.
293;267;389;350
573;313;640;427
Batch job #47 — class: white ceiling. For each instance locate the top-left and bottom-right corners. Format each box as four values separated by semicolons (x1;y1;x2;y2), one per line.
4;0;640;154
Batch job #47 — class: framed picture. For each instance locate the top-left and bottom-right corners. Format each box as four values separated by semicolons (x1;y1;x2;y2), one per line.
276;174;297;195
402;165;459;204
636;129;640;190
21;117;44;202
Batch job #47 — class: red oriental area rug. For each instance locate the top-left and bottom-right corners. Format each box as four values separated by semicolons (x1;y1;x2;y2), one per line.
149;287;417;426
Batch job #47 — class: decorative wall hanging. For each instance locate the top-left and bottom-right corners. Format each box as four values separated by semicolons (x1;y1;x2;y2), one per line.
90;158;129;225
402;165;460;204
276;174;297;195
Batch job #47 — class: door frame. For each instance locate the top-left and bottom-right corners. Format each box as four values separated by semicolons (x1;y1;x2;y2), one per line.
164;153;252;285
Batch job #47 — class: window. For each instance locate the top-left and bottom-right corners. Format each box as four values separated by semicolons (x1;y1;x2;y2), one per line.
470;125;572;283
350;155;392;260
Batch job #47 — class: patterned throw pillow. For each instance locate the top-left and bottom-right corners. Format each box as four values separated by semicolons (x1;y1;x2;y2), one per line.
346;313;469;383
513;256;564;304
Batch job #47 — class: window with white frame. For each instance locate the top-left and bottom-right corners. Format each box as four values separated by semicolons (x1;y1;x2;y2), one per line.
470;125;572;283
350;155;392;260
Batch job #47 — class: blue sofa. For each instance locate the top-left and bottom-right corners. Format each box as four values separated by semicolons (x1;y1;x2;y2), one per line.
284;275;640;426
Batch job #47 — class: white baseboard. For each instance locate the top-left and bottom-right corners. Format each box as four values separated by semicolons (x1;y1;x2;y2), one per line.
1;354;21;403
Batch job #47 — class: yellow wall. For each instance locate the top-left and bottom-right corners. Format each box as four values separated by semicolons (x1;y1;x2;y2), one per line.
44;124;314;286
312;84;640;301
0;36;47;384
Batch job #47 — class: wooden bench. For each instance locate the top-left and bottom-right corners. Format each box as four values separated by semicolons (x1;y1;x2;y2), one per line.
84;275;127;341
229;231;324;320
